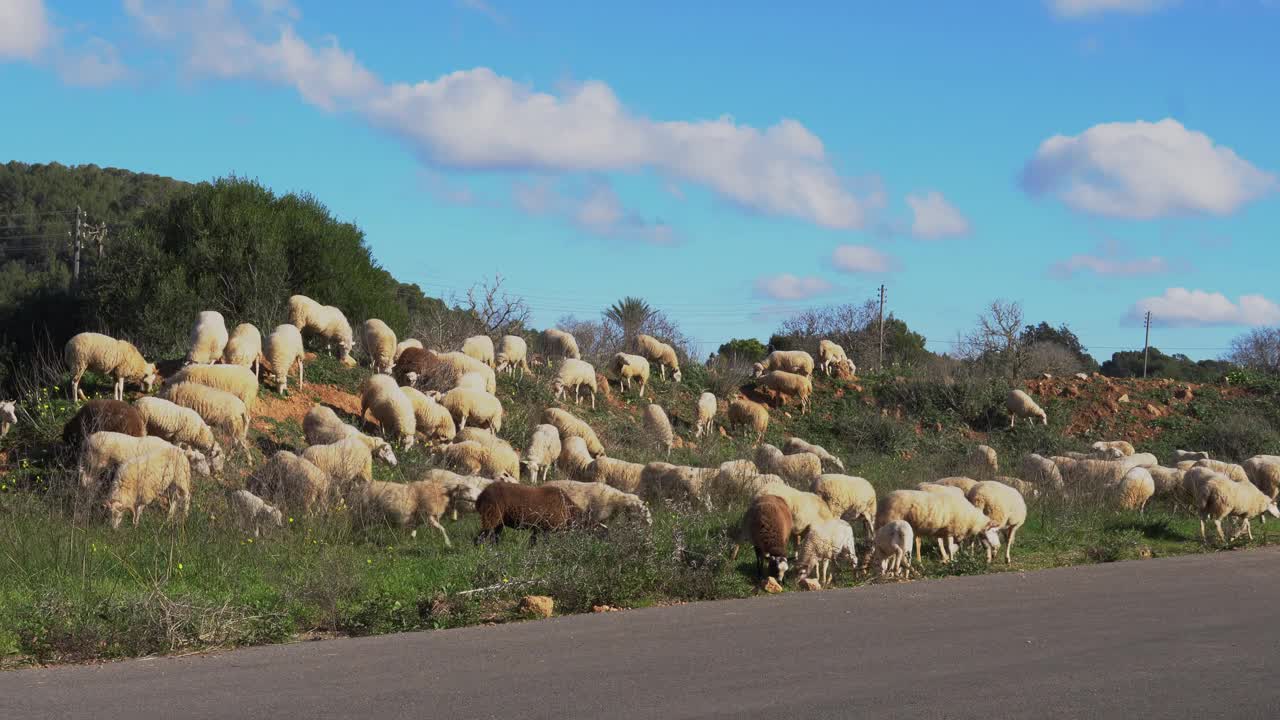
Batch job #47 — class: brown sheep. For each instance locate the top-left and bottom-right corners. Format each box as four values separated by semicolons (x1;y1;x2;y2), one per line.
743;494;793;582
474;482;581;546
392;346;437;386
62;399;145;447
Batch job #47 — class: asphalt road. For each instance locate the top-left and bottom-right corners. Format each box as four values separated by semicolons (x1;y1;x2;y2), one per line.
4;547;1279;719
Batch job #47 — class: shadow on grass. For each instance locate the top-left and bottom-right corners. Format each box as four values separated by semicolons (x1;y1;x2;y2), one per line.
1104;517;1189;542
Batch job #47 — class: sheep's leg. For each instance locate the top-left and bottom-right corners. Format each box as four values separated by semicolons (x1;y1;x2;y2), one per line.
429;516;452;548
1199;516;1208;542
132;505;144;528
1006;526;1018;564
1009;414;1015;428
914;535;923;565
937;537;950;563
70;373;80;401
1214;518;1226;543
298;357;305;388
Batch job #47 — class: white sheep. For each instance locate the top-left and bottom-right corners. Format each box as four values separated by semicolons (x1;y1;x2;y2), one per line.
695;392;717;439
167;364;259;412
542;407;605;457
134;396;225;474
965;481;1027;564
78;432;208;503
64;332;159;401
584;456;647;493
1111;466;1155;512
417;351;497;394
440;387;503;434
102;445;194;529
1091;440;1136;457
1193;458;1249;485
361;318;397;374
1198;476;1280;543
398;386;457;446
875;489;1000;564
348;480;453;546
556;435;595;481
1021;453;1064;490
641;462;715;510
423;469;496;520
441;439;520;480
303;436;373;488
783;437;845;471
795;518;858;587
394;338;424;362
263;323;305;395
542;328;581;361
755;443;822;486
608;353;651;397
496;335;530;378
552;358;598;409
635;334;681;381
544;480;652;527
288;294;354;363
359;374;417;448
753;350;815;378
810;473;876;539
186;310;229;365
1243;456;1280;500
222;323;262;375
726;397;769;443
817;340;854;377
870;520;914;578
246;450;333;514
711;460;778;501
227;489;284;537
967;444;999;479
1174;449;1211;463
754;482;835;545
1147;465;1187;499
1007;389;1047;426
755;370;813;414
461;335;496;368
302;405;399;466
521;424;562;483
1;400;16;438
160;382;250;450
643;403;674;458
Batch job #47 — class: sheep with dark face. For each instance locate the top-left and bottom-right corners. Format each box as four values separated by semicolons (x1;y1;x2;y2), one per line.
743;494;792;583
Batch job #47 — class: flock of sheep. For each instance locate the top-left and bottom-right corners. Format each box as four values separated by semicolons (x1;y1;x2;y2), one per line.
4;292;1279;595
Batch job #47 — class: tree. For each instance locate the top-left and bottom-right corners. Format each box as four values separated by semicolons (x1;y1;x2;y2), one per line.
959;299;1027;379
1101;348;1232;381
604;296;656;349
715;338;767;363
1227;328;1280;374
770;301;930;370
1021;321;1098;371
455;274;531;336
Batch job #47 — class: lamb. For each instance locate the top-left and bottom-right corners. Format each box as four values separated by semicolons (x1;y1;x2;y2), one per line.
78;433;208;504
0;400;14;438
541;328;581;361
755;482;836;545
695;392;717;439
1020;453;1064;491
167;364;259;411
348;480;454;546
521;424;562;483
742;494;793;582
584;456;646;493
102;445;193;529
1091;440;1136;457
644;403;674;458
495;335;530;378
1174;449;1211;463
753;350;815;378
1243;456;1280;500
552;358;599;409
398;386;456;446
967;444;999;479
783;437;845;472
755;370;813;414
1006;389;1047;426
726;397;769;442
441;438;520;480
303;436;374;488
288;294;354;363
1193;459;1249;485
227;489;283;537
359;374;417;448
870;520;914;578
544;480;652;527
262;323;305;395
134;396;225;474
608;353;651;397
1111;467;1156;512
301;405;399;466
817;340;854;377
542;407;605;457
635;334;682;381
755;443;822;486
474;482;580;545
1198;476;1280;543
221;323;262;375
246;450;333;514
965;481;1027;564
640;462;714;509
556;435;595;481
394;338;423;363
361;318;397;374
810;474;875;538
440;387;503;434
160;382;250;450
795;518;858;587
186;310;229;365
64;332;159;401
461;335;496;368
62;399;145;447
875;489;1000;564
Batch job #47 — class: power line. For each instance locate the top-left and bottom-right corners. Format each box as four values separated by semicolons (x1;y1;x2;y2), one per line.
0;209;77;220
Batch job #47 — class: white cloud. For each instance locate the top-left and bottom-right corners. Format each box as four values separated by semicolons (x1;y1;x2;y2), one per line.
1048;0;1174;18
0;0;52;61
1128;288;1280;327
830;244;894;273
753;274;834;301
508;177;676;245
906;191;971;239
1050;253;1170;278
55;38;128;87
458;0;508;26
1021;118;1276;219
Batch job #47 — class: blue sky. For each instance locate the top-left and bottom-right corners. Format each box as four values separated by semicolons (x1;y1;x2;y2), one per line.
2;0;1277;361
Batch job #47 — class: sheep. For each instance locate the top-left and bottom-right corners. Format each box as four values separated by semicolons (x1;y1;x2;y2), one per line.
62;399;145;447
134;396;225;474
393;346;434;386
0;400;14;438
584;456;646;493
1243;457;1280;500
875;489;1000;564
608;353;651;397
521;424;562;483
361;319;397;374
64;332;159;401
542;407;605;457
710;460;779;501
967;444;999;479
640;462;714;509
301;405;399;466
1111;467;1156;512
398;386;457;446
359;374;416;448
1198;476;1280;543
221;323;262;375
870;520;914;578
754;443;822;486
992;476;1040;499
78;433;208;505
1065;448;1124;461
635;334;682;381
246;450;333;515
544;480;652;527
394;338;423;363
1091;440;1136;457
460;335;496;368
552;358;598;409
1148;465;1188;499
542;328;581;361
1006;389;1047;426
933;476;978;494
556;435;595;482
1021;453;1064;491
755;370;813;414
795;518;858;587
1174;449;1211;463
303;436;374;490
1183;466;1231;508
742;494;793;582
753;350;815;378
495;335;529;378
440;387;503;434
348;480;454;546
810;474;875;538
726;397;769;442
102;445;193;529
441;437;520;480
425;470;496;520
186;310;229;365
783;437;845;472
474;482;580;545
965;481;1027;564
262;323;305;395
160;382;250;450
227;489;283;537
167;364;259;412
288;294;354;363
917;482;968;500
695;392;717;439
644;403;674;458
1193;459;1249;485
755;483;836;546
415;351;497;393
817;340;854;377
1051;456;1134;489
1119;453;1158;469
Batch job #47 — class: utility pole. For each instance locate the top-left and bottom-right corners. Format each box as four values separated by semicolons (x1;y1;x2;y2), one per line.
1142;311;1152;378
71;205;83;287
877;284;886;372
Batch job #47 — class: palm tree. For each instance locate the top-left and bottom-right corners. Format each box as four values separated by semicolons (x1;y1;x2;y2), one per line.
604;296;656;349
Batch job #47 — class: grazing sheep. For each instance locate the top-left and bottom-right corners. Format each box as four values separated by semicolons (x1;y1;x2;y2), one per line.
965;481;1027;564
917;482;968;500
495;335;529;378
726;397;769;442
288;294;354;363
644;404;674;458
1119;453;1158;470
584;456;646;493
1065;448;1124;461
817;340;854;377
227;489;283;537
461;335;496;368
640;462;714;509
262;323;305;395
755;370;813;414
695;392;717;439
1006;389;1047;426
1183;466;1231;508
1052;456;1137;490
556;435;595;481
442;438;520;480
544;480;652;527
933;476;978;494
134;397;225;474
348;480;453;546
398;387;457;446
303;436;375;492
635;334;682;381
361;319;397;374
1198;477;1280;543
474;482;580;545
992;475;1040;499
1148;465;1188;499
542;328;581;361
160;382;250;450
753;350;815;378
62;399;145;447
221;323;262;375
247;450;332;515
1111;467;1156;512
1243;457;1280;500
302;405;399;466
755;443;822;486
711;461;778;501
393;346;435;386
1174;449;1211;463
186;311;229;365
608;353;651;397
167;364;259;411
394;338;423;363
552;358;599;409
784;437;845;471
454;372;490;393
811;474;876;539
413;351;497;393
359;374;417;448
967;445;999;479
870;520;914;578
521;424;562;483
1092;440;1136;457
796;518;858;587
426;470;496;521
742;494;793;582
78;433;208;505
1021;453;1064;491
102;445;193;529
0;399;14;438
1193;459;1249;485
755;483;836;546
64;332;159;401
440;387;503;434
875;489;1000;564
542;407;605;457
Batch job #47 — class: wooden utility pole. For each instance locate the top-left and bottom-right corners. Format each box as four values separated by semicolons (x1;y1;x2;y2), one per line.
71;205;83;286
877;284;886;372
1142;311;1152;378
